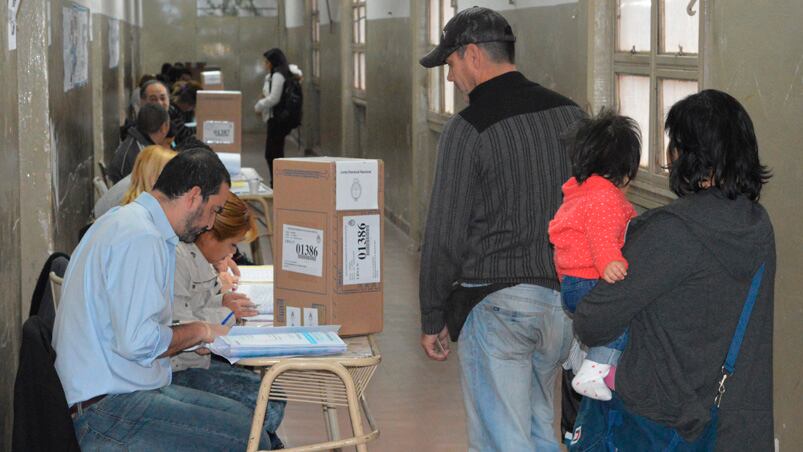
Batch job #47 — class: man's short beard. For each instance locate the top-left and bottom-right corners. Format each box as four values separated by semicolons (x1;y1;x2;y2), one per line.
178;203;207;243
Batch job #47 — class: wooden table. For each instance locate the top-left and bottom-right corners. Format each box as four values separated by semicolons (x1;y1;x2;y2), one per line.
239;335;381;452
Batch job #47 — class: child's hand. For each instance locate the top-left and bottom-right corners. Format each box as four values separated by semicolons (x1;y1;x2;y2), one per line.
603;261;627;283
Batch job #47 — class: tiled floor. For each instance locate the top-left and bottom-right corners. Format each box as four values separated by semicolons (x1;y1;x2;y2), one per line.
240;132;565;451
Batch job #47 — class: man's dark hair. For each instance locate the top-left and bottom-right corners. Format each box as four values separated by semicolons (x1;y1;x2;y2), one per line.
160;63;173;75
457;41;515;64
136;104;169;135
140;79;169;100
569;109;641;187
153;148;231;201
138;74;156;88
665;89;771;201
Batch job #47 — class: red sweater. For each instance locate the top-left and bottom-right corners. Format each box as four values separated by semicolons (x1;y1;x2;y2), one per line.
548;175;637;280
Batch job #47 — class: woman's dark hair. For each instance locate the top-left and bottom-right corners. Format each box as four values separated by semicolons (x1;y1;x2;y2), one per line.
171;80;202;107
569;109;642;187
263;48;291;79
665;89;771;201
160;63;172;75
153;148;231;201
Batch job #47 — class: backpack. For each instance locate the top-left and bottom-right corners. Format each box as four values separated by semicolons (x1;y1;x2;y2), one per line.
275;76;303;130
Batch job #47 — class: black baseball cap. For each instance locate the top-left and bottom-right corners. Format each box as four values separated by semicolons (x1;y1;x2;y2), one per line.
420;7;516;68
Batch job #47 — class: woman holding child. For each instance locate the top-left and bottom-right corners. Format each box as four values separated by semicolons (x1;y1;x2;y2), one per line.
567;90;774;450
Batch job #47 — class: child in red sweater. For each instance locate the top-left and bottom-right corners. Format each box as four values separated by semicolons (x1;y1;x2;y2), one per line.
548;110;641;401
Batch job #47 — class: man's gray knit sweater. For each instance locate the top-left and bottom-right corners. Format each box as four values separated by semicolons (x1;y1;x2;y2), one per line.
420;71;586;334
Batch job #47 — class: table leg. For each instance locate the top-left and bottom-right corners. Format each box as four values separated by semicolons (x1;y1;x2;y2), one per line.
322;404;342;452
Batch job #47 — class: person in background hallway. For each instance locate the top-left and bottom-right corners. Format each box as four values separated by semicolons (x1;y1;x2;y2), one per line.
129;73;155;119
254;48;301;186
53;148;274;450
170;192;287;450
573;90;775;450
171;79;202;124
126;79;207;150
94;145;176;219
417;7;586;451
108;103;171;184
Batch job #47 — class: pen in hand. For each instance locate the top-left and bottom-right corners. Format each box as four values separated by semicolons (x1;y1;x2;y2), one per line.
221;311;235;326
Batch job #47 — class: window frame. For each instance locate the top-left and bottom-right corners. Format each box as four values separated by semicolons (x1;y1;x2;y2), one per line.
351;0;367;98
426;0;456;122
310;0;321;84
610;0;706;208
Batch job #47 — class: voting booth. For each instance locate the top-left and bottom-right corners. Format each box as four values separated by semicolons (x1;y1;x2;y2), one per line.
273;158;384;336
200;70;224;90
195;90;242;154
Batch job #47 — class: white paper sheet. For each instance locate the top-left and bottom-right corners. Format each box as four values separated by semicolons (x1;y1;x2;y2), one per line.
303;307;319;326
238;265;274;283
342;214;381;285
216;152;241;176
335;160;379;211
286;306;301;327
202;70;222;85
282;225;324;277
203;120;235;144
237;283;274;314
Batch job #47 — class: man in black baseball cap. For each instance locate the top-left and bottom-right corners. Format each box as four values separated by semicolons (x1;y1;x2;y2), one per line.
418;6;586;452
419;6;516;69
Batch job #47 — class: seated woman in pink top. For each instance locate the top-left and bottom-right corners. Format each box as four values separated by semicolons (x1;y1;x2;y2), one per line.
548;110;641;401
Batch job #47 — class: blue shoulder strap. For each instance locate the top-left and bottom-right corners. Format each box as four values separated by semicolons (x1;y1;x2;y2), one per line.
723;263;766;374
715;263;765;407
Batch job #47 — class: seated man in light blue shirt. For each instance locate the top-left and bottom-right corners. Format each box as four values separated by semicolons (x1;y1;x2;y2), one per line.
53;148;273;450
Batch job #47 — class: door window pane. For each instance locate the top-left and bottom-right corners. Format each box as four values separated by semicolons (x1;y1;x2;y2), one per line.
442;1;455;27
359;52;366;90
429;0;440;44
617;0;651;53
617;74;651;168
443;67;454;114
659;78;698;169
428;69;441;112
661;0;698;54
353;53;360;89
359;6;366;43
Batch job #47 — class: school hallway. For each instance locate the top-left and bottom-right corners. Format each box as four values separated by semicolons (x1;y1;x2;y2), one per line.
1;1;801;451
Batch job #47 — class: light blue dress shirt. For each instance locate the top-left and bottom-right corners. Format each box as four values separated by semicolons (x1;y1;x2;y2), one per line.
53;192;178;406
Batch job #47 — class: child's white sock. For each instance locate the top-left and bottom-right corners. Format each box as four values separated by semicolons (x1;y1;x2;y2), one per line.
571;359;612;401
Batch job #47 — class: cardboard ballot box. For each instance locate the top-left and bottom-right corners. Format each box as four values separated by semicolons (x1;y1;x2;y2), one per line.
273;157;384;336
195;90;241;153
200;70;224;90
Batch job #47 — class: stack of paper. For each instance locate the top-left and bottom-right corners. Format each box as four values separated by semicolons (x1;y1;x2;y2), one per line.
208;325;346;363
237;265;274;323
238;283;274;321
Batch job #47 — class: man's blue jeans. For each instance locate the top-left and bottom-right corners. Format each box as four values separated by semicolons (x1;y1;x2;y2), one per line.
459;284;574;452
561;275;629;364
72;384;272;450
171;359;286;448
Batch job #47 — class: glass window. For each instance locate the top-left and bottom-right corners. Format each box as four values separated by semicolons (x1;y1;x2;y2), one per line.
311;0;321;80
617;74;651;168
659;78;698;168
617;0;651;53
352;0;366;92
427;0;456;116
613;0;701;197
661;0;699;54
